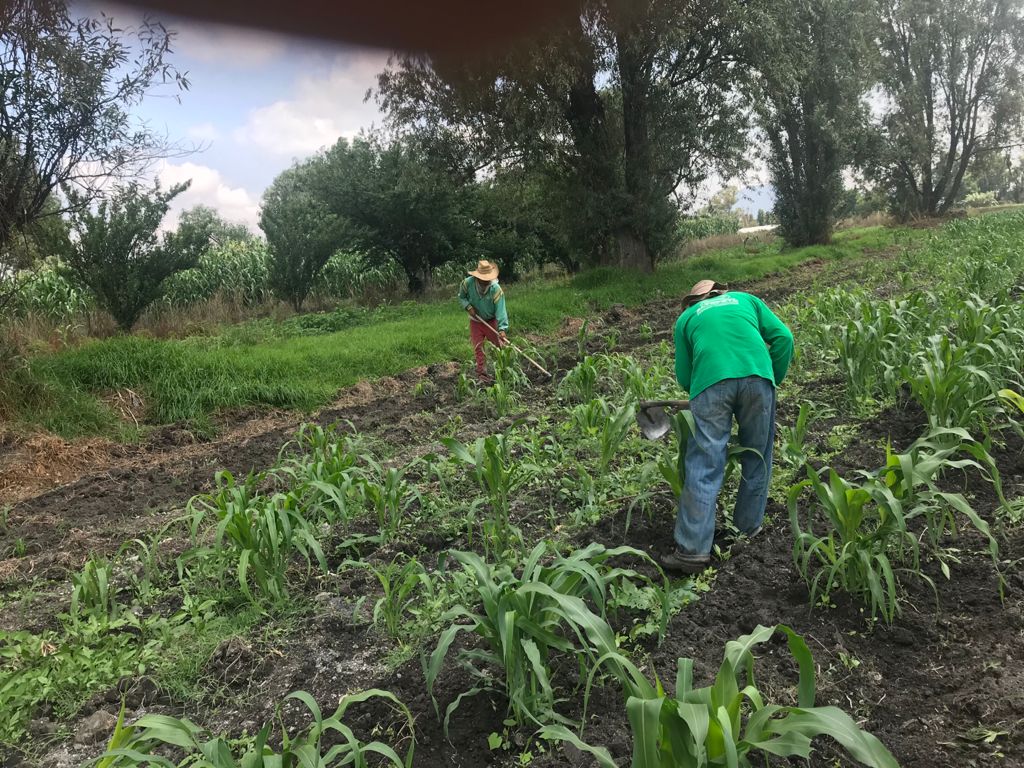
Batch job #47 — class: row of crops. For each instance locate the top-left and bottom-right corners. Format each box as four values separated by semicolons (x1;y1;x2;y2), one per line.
4;214;1024;766
10;216;741;330
7;244;443;326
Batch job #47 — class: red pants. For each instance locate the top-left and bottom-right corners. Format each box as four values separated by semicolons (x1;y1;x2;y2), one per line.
470;317;501;374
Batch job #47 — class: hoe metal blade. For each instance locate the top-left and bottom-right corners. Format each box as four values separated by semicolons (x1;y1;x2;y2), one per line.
637;405;672;440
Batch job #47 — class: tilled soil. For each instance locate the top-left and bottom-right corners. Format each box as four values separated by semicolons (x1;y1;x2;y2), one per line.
4;246;1024;767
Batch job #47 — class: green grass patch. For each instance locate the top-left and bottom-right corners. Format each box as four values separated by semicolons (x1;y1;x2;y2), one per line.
14;227;911;438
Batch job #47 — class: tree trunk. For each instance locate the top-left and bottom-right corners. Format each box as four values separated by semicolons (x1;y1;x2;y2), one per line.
614;228;653;272
615;11;655;271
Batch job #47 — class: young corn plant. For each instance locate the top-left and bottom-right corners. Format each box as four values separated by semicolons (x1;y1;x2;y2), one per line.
571;398;638;472
184;471;327;605
358;459;420;540
879;427;1002;577
276;423;369;524
442;434;534;559
656;410;757;499
69;557;120;626
559;356;600;403
92;690;415;767
779;402;814;468
904;334;999;430
542;625;899;768
486;344;529;415
343;556;436;642
789;466;924;623
426;543;653;733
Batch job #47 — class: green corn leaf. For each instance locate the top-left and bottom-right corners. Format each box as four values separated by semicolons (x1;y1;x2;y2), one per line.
537;725;618;768
770;706;900;768
627;696;665;768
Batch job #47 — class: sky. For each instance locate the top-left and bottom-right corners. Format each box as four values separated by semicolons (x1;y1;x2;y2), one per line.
80;3;390;232
82;3;772;233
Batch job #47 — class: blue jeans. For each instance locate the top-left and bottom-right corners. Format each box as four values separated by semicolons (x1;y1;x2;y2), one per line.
674;375;776;556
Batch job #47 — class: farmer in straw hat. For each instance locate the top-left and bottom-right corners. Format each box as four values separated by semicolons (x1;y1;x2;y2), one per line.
661;279;794;575
458;259;509;382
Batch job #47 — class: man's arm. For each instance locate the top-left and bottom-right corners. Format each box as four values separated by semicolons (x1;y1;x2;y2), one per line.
754;296;794;384
493;285;509;331
674;317;693;392
458;278;472;311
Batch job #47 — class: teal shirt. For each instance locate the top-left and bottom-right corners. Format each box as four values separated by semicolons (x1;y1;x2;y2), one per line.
458;277;509;331
674;291;794;398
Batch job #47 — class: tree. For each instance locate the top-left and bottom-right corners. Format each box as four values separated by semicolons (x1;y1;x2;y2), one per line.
376;0;749;272
0;1;188;254
259;165;344;312
177;205;253;246
0;0;189;313
872;0;1024;217
746;0;873;245
313;136;475;294
63;181;207;330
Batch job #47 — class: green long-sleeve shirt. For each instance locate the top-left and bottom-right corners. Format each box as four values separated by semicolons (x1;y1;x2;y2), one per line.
458;277;509;331
674;291;794;398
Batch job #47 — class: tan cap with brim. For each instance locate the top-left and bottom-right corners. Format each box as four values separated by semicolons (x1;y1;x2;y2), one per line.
469;260;499;280
683;279;728;308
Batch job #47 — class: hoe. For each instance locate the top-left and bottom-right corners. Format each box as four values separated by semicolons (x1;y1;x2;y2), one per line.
636;399;690;440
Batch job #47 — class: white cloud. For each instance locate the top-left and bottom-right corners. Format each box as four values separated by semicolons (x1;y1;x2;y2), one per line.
233;51;387;157
171;20;290;68
154;161;261;232
187;122;221;142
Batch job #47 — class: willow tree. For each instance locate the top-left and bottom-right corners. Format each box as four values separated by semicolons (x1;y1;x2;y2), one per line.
746;0;874;246
376;0;749;272
873;0;1024;217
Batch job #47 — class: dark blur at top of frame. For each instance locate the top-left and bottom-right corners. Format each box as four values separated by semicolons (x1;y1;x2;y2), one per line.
114;0;581;56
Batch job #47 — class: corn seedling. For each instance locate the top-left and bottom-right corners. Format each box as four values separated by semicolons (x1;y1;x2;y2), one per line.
576;318;591;358
426;543;650;732
69;557;119;625
184;471;327;605
559;357;599;403
92;689;415;767
442;434;536;559
779;402;814;468
570;398;637;472
343;556;436;642
879;427;1002;576
904;334;999;430
656;410;757;499
359;459;420;540
542;624;899;768
789;466;924;623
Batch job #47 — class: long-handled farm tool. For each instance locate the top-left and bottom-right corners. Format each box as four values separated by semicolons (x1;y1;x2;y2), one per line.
636;399;690;440
470;313;552;378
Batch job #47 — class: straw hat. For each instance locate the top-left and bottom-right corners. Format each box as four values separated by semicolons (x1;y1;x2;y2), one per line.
683;279;728;308
469;259;499;281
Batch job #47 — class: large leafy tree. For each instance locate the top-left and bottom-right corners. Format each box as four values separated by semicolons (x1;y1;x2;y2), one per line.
177;205;253;246
872;0;1024;217
259;164;344;312
313;136;476;294
0;0;188;307
63;181;209;330
376;0;748;272
747;0;874;246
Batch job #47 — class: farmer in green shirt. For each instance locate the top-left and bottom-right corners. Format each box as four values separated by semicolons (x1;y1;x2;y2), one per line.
458;259;509;382
661;279;794;574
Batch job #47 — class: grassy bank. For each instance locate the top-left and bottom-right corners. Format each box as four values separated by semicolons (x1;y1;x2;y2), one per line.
11;227;909;437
